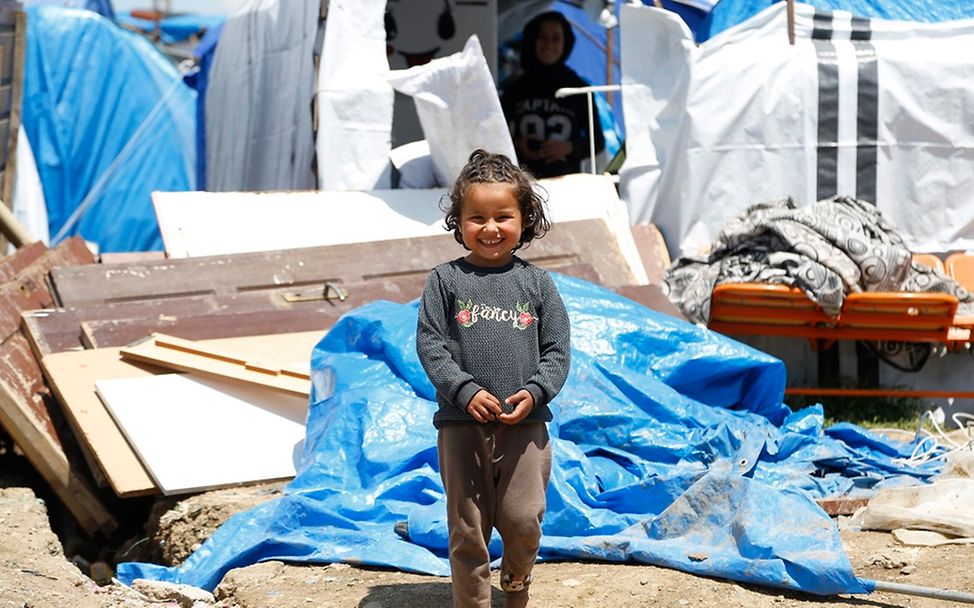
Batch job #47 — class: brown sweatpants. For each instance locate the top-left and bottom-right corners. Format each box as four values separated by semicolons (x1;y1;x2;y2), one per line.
438;422;552;608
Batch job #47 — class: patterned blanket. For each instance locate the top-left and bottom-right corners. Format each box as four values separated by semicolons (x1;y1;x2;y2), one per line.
665;196;974;371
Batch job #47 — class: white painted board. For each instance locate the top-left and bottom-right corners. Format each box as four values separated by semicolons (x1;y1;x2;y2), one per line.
151;174;649;283
95;374;307;495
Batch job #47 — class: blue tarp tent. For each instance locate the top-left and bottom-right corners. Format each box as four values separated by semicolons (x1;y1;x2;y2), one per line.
183;21;225;190
84;0;114;19
115;12;225;44
22;7;196;252
118;275;939;595
703;0;974;40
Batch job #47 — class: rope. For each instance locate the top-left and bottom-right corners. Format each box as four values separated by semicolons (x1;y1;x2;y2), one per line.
892;409;974;467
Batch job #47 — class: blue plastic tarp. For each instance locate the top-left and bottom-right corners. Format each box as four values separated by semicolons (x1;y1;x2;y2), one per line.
703;0;974;41
115;12;225;44
84;0;114;19
23;7;196;252
118;275;940;594
183;21;225;190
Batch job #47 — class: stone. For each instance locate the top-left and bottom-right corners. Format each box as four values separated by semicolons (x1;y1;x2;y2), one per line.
131;578;215;607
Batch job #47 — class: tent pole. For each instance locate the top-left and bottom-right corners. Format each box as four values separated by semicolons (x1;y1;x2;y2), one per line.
866;579;974;604
586;92;596;174
606;26;614;107
786;0;795;45
0;197;31;248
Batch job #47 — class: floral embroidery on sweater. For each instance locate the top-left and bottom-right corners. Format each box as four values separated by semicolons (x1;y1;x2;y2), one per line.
456;298;536;330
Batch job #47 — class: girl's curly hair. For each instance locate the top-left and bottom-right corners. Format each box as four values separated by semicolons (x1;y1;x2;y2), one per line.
441;149;551;251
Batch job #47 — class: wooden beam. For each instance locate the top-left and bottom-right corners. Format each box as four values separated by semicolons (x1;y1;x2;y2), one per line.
0;238;114;535
120;334;311;397
49;220;632;306
29;262;602;355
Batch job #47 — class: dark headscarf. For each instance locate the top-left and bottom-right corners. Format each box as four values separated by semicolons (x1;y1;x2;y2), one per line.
519;11;576;72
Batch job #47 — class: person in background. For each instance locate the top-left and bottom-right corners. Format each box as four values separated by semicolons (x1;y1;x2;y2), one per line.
501;11;605;178
416;150;571;607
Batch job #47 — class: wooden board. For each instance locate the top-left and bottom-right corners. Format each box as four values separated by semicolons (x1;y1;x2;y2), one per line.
49;219;636;306
95;373;306;495
816;497;869;516
629;223;671;286
0;238;113;535
150;174;646;284
0;240;45;282
610;284;687;321
120;334;310;397
41;331;323;497
97;251;167;265
30;262;601;355
73;263;599;349
41;348;163;497
0;11;25;209
80;308;369;351
29;274;432;354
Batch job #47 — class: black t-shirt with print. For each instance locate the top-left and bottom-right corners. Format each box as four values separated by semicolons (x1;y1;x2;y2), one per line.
501;64;605;178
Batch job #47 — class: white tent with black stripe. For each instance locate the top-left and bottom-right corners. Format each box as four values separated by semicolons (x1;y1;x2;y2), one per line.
619;2;974;256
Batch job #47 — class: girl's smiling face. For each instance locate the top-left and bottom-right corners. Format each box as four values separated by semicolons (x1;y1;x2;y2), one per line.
460;183;523;267
535;19;566;66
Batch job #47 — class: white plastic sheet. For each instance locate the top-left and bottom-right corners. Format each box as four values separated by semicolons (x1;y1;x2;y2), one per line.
850;453;974;543
316;0;393;190
619;3;974;256
389;140;439;189
386;36;516;187
205;0;317;192
11;126;49;245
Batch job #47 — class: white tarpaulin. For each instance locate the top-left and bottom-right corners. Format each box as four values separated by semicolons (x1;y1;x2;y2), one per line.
205;0;317;192
850;452;974;544
386;36;516;187
12;126;49;245
316;0;393;190
619;3;974;256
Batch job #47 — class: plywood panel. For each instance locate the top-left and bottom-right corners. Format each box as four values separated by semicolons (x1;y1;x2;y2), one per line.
96;373;306;495
41;331;323;497
41;348;162;496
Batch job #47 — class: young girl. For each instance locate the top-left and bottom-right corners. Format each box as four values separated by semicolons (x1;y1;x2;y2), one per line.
501;11;605;178
416;149;571;608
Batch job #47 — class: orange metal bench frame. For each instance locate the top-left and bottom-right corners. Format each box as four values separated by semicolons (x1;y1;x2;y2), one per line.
707;282;970;397
709;283;959;344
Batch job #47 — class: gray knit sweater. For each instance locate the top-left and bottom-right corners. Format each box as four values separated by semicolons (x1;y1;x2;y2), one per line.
416;256;571;428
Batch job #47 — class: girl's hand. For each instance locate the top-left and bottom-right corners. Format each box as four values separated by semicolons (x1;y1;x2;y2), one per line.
539;140;572;163
467;389;503;423
515;136;542;161
497;390;534;425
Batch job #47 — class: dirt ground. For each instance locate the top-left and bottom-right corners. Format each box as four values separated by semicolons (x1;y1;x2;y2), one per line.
2;445;973;608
